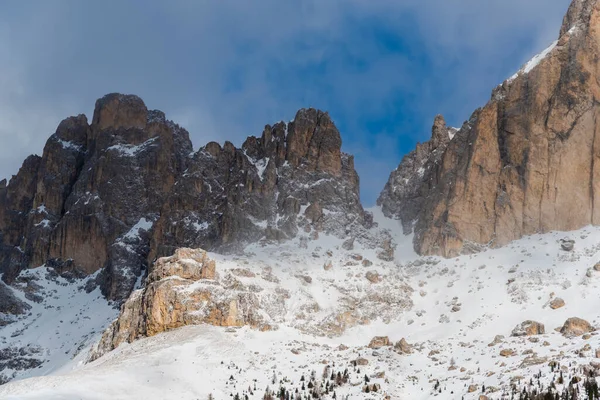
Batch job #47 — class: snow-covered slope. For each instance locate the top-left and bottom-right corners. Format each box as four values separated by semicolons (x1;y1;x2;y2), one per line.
0;268;117;384
1;208;600;399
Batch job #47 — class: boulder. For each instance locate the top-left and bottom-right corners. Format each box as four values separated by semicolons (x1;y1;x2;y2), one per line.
377;238;395;261
560;317;594;337
365;271;381;284
511;321;545;337
560;239;575;252
549;298;565;310
394;338;412;354
354;358;369;366
488;335;504;347
342;238;354;251
500;349;515;357
368;336;390;349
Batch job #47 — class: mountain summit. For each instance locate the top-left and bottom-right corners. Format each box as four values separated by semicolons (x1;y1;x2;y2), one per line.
379;0;600;257
0;94;368;304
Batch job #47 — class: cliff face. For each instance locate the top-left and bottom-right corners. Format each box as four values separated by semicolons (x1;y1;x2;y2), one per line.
379;0;600;257
151;108;365;261
377;115;456;235
0;95;366;302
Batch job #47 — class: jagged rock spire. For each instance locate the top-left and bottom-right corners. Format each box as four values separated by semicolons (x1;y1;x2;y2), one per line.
560;0;596;37
0;94;366;302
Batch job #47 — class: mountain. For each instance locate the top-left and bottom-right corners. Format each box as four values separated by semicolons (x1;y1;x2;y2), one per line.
379;0;600;257
3;0;600;398
1;211;600;399
0;94;369;307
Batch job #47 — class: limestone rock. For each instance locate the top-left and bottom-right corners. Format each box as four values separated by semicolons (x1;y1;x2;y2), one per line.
148;248;216;282
0;95;367;303
379;0;600;257
354;358;369;366
342;238;354;251
368;336;390;349
511;321;545;337
560;239;575;252
365;271;381;284
561;317;595;337
394;338;412;354
500;349;515;357
549;298;566;310
89;249;266;360
377;238;395;261
520;356;548;368
377;115;454;234
0;282;31;319
488;335;504;347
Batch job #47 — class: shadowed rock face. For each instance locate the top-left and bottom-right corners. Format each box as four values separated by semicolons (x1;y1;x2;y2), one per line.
151;108;365;260
0;95;366;302
379;0;600;257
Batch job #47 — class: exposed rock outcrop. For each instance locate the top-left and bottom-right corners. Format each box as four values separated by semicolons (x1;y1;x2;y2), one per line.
151;107;366;260
377;115;455;234
0;95;367;302
89;249;268;360
379;0;600;256
0;282;30;322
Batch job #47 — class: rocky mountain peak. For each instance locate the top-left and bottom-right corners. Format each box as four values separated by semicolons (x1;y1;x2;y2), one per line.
55;114;89;146
0;94;366;303
379;0;600;257
287;108;342;176
241;107;343;177
91;93;149;132
377;114;454;234
560;0;597;36
430;114;451;150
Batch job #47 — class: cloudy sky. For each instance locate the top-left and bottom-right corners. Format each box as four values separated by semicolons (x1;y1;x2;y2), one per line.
0;0;571;205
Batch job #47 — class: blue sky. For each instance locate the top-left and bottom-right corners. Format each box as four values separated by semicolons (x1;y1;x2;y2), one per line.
0;0;571;205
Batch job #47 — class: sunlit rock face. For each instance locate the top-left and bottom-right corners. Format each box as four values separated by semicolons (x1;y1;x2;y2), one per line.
379;0;600;257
